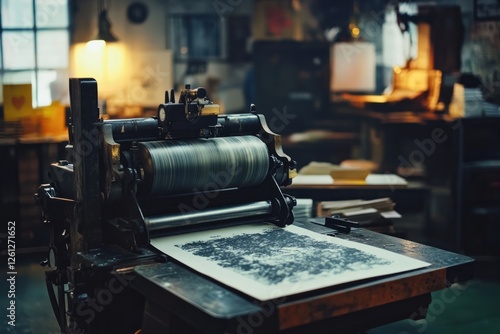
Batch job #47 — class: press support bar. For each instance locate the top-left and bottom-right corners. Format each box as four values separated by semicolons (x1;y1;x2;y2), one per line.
146;200;272;231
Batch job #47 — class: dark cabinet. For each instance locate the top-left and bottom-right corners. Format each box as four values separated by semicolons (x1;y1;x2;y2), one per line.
453;117;500;255
254;41;331;135
0;140;66;249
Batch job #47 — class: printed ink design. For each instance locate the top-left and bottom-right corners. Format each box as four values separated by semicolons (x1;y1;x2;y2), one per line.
177;228;393;286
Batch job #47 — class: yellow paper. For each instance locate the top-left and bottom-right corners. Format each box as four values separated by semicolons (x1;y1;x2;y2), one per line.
3;84;33;121
37;102;67;136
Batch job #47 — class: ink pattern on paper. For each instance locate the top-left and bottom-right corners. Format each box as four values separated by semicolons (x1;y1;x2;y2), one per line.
177;227;393;286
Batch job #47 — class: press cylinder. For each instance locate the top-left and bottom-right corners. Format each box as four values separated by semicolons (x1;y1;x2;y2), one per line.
138;135;270;196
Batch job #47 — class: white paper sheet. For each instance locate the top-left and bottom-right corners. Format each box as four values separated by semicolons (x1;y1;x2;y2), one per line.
291;174;407;186
365;174;408;186
292;175;333;185
151;223;430;301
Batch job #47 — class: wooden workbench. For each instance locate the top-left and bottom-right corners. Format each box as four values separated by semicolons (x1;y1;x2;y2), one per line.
131;222;474;333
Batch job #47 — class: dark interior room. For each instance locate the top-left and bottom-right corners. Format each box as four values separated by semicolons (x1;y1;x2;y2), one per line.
0;0;499;333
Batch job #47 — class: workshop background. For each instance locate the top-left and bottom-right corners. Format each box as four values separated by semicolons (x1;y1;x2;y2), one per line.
0;0;499;333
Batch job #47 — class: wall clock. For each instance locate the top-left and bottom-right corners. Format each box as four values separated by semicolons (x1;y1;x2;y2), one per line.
127;2;149;24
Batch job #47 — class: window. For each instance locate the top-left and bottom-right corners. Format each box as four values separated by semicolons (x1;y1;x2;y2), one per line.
171;15;225;61
0;0;70;107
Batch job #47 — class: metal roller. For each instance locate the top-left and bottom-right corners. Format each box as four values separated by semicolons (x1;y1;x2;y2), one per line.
138;135;270;195
146;200;273;231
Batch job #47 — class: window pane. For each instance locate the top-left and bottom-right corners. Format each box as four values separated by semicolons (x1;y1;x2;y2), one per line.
1;0;34;28
35;0;69;28
172;16;221;60
36;70;58;106
36;30;69;69
2;71;35;84
2;32;36;69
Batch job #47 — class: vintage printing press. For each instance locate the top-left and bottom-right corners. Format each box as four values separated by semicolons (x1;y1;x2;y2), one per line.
36;78;299;333
35;78;474;334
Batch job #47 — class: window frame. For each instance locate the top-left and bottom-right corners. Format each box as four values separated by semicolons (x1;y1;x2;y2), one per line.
0;0;71;107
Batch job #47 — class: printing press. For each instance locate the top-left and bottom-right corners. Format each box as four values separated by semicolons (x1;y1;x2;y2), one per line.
35;77;298;333
36;78;474;334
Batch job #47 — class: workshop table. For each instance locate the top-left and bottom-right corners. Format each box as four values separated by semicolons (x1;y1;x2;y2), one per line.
130;222;474;334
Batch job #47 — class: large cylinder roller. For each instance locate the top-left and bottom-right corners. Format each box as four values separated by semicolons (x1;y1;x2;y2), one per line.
138;135;270;196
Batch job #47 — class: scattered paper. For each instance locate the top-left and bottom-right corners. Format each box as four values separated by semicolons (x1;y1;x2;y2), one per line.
317;197;397;221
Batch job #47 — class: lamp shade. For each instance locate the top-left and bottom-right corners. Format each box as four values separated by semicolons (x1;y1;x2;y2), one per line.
93;9;118;42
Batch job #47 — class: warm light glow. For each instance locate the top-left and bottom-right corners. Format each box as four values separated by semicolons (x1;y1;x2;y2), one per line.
70;42;173;108
86;39;106;50
71;41;127;99
394;66;402;74
351;27;360;38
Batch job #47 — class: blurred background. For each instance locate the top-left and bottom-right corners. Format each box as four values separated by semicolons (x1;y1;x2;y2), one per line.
0;1;499;332
1;0;499;254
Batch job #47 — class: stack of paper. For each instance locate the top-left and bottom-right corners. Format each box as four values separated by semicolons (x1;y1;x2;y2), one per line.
0;121;22;142
483;101;500;116
449;84;484;117
292;198;314;222
317;198;400;233
299;161;370;180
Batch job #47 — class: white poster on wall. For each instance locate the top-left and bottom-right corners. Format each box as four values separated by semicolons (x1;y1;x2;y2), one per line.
331;42;376;93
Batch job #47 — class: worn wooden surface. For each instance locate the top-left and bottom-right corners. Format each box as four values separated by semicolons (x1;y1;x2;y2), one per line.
277;223;474;330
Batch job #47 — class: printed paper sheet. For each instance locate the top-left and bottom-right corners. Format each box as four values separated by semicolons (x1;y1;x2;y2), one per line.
151;223;430;301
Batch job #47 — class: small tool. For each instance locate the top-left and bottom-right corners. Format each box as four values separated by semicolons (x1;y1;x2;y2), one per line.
310;215;360;234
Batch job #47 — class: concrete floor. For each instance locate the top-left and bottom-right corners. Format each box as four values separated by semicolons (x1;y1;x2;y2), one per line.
368;258;500;334
1;253;60;334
